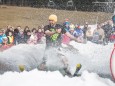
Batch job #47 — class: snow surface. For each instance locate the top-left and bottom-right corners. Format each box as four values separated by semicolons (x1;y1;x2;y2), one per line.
0;25;115;86
0;69;114;86
0;41;114;86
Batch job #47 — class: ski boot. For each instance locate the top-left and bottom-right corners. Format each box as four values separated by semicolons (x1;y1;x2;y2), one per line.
19;64;25;72
73;64;82;77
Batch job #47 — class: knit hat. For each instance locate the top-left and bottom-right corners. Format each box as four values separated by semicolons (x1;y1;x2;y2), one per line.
49;14;57;22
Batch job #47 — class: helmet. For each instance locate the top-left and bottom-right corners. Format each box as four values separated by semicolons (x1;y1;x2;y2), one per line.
49;14;57;22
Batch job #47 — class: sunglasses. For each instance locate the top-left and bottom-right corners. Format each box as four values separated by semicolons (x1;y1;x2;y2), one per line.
49;20;53;21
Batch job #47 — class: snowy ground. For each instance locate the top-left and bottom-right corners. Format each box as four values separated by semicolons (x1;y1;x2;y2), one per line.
0;41;114;86
0;69;114;86
0;24;115;85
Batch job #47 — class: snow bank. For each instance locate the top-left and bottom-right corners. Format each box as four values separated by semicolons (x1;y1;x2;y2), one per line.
0;69;114;86
0;43;46;73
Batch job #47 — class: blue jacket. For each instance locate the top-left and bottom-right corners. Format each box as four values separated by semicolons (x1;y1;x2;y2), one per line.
73;28;83;37
112;15;115;24
0;35;3;44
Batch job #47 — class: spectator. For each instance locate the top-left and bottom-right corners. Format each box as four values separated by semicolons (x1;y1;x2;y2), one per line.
24;26;30;42
13;28;19;45
82;23;89;40
27;28;37;44
7;31;14;44
112;14;115;25
73;25;84;43
5;25;12;36
86;27;93;41
92;24;105;44
0;30;3;47
102;21;112;44
69;24;75;35
37;26;44;43
63;18;70;27
2;37;8;46
18;29;25;44
25;30;31;43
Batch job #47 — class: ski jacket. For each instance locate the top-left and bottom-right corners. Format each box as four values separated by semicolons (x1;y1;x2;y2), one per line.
7;36;14;44
0;35;3;44
73;28;83;37
44;24;66;47
112;15;115;24
93;28;105;41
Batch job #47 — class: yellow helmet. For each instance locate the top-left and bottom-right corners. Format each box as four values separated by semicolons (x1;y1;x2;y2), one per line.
76;64;81;68
49;14;57;22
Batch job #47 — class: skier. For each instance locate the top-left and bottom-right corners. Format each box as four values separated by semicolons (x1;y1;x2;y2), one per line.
38;14;82;77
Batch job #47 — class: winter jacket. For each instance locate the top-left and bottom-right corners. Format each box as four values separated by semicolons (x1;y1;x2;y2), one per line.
0;35;3;44
37;32;44;42
112;15;115;24
27;34;38;44
73;28;83;37
93;28;105;41
86;29;93;37
7;36;14;44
